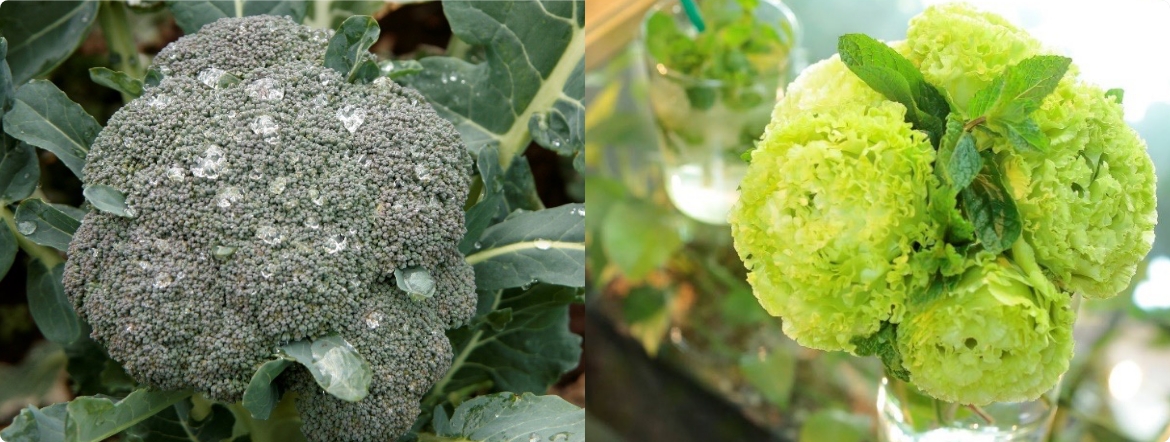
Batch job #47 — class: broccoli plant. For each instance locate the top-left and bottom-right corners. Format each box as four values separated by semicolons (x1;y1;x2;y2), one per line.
0;1;584;441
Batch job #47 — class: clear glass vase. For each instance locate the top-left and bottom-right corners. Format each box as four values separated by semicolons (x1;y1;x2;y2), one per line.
876;376;1059;442
639;0;801;225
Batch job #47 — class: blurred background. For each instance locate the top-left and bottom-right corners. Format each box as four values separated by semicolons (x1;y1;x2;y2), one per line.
583;0;1170;441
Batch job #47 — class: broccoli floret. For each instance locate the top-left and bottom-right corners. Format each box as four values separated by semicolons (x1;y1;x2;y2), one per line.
62;16;476;441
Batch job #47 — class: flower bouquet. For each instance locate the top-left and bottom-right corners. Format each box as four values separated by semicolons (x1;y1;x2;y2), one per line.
729;2;1156;433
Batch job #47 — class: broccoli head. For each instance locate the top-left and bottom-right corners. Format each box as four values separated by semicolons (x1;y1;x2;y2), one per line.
62;15;476;441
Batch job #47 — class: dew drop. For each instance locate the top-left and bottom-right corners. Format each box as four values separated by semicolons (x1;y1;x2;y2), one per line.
250;115;280;137
528;434;539;442
16;221;36;235
245;77;284;101
124;206;137;218
534;239;552;250
269;176;288;195
473;241;482;249
166;166;185;182
395;267;436;301
323;233;347;254
146;94;172;108
364;311;383;329
414;164;432;182
197;67;226;88
256;225;284;245
312;94;329;107
191;145;226;179
153;272;173;289
309;189;325;206
305;215;321;229
336;105;366;134
261;264;275;279
215;186;243;208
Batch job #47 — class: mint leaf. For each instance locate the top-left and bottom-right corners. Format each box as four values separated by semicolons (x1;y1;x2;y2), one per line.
1002;117;1048;152
960;164;1021;254
838;34;949;144
1105;88;1124;104
968;55;1070;121
947;132;981;189
850;322;910;382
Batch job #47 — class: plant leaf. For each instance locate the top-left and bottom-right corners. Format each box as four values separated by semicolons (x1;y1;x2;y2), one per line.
968;55;1070;122
0;134;38;204
0;221;15;280
324;15;380;84
378;59;424;81
947;132;981;189
83;184;134;218
738;346;795;410
600;201;682;281
166;0;309;34
838;33;949;142
465;204;585;291
65;389;193;442
124;399;237;442
961;166;1022;255
1001;117;1049;153
88;67;144;98
241;358;293;420
0;0;99;85
433;285;581;408
0;403;68;442
279;335;372;402
1105;88;1124;104
404;0;584;167
427;393;584;442
14;199;83;251
3;80;101;180
27;262;86;348
1;37;15;117
303;0;386;30
850;321;910;382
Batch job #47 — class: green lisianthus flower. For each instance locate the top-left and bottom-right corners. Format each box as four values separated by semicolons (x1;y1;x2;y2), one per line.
731;57;942;352
898;253;1074;405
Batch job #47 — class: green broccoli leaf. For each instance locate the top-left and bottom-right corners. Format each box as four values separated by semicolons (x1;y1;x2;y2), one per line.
465;204;584;291
0;1;99;85
88;67;144;98
241;358;293;419
303;0;386;30
27;262;86;348
425;285;581;413
3;80;100;180
850;321;910;382
124;398;237;442
404;0;584;169
279;335;372;402
960;163;1022;255
379;59;424;81
0;402;68;442
166;0;308;34
1105;88;1124;104
947;132;981;189
0;342;67;418
423;393;583;442
83;184;134;218
325;15;381;84
0;221;15;280
1;37;15;116
0;134;39;204
66;389;193;442
14;199;83;251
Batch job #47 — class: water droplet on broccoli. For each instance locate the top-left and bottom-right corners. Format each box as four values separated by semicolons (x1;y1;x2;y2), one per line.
166;166;185;182
337;105;366;134
260;263;276;279
153;272;173;289
364;311;383;329
473;241;482;249
528;434;539;442
269;176;288;195
147;94;172;108
250;115;280;138
414;164;432;182
197;67;227;88
191;145;226;179
305;216;320;229
533;239;552;250
324;234;347;254
309;188;325;206
246;77;284;101
312;94;329;107
395;267;436;301
17;221;36;235
215;186;243;208
256;225;284;245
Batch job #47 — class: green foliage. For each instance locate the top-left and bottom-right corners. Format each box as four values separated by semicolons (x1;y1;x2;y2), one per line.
380;59;424;81
82;184;132;218
0;0;99;85
88;68;144;98
66;390;194;442
2;403;68;442
242;359;293;420
947;132;981;189
961;162;1022;255
303;0;386;30
1;37;13;116
26;263;84;347
838;33;949;145
0;220;15;279
465;204;585;291
966;55;1070;152
324;15;381;83
644;0;791;111
166;0;308;33
404;0;585;169
124;399;237;442
850;322;910;382
738;347;795;410
600;201;682;281
279;336;373;402
423;393;584;442
3;80;101;180
798;409;871;442
13;199;84;251
0;135;40;203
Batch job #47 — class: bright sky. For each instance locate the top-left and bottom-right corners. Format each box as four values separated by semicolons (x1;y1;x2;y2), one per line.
919;0;1170;122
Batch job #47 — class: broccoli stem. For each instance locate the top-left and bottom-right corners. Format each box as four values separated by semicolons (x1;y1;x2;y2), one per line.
97;0;142;102
1;205;64;268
